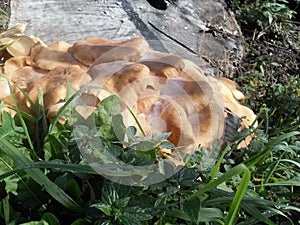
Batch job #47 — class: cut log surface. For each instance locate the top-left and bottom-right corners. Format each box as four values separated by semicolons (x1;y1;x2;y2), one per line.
8;0;244;76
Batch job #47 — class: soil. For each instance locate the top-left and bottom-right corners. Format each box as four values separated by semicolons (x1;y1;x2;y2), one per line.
234;22;300;86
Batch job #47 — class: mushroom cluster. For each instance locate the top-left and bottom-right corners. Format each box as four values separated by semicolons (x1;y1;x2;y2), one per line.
0;24;256;155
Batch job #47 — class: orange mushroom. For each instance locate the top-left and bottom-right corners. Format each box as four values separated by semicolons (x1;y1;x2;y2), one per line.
69;37;149;66
0;28;257;161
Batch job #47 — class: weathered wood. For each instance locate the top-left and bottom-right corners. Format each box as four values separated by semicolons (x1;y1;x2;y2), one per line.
8;0;244;76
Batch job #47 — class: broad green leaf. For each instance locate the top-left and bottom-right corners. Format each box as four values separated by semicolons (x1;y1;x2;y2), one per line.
112;114;126;142
123;206;156;221
198;208;224;220
19;221;49;225
91;202;112;216
70;219;88;225
160;186;179;198
102;183;119;205
151;132;172;142
159;141;175;149
177;167;199;186
65;179;83;204
118;212;142;225
131;141;155;152
0;111;24;138
116;197;131;208
41;213;60;225
95;95;122;126
183;197;201;223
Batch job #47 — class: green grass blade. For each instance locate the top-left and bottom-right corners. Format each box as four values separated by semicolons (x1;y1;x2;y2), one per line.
0;161;98;180
185;164;251;224
265;131;300;149
280;159;300;169
209;144;230;182
187;164;250;200
0;137;83;212
241;203;275;225
3;78;37;160
225;165;250;225
246;131;300;168
259;180;300;187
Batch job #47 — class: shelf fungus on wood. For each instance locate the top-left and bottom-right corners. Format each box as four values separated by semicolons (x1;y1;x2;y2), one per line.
0;24;257;162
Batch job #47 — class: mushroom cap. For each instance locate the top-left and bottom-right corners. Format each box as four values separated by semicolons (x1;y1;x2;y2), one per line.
5;35;37;57
138;96;197;154
0;77;10;99
139;50;185;78
3;56;28;74
69;37;149;66
85;61;151;105
217;79;257;147
90;37;150;65
6;66;47;90
0;24;26;38
26;65;91;109
162;59;225;148
27;44;88;71
48;40;71;51
217;77;245;101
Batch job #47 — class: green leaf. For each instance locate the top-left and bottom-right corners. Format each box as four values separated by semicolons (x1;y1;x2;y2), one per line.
177;167;198;186
151;132;172;142
19;222;49;225
131;141;155;152
0;111;24;138
183;197;201;223
91;202;112;216
160;186;179;198
198;208;224;220
112;114;126;142
65;179;83;204
70;219;88;225
2;195;10;225
102;183;119;205
118;213;142;225
241;204;275;225
126;126;137;141
0;137;82;212
266;131;300;149
97;220;113;225
116;197;130;208
159;141;175;149
41;213;60;225
186;164;251;225
97;124;116;140
95;95;122;126
123;206;156;221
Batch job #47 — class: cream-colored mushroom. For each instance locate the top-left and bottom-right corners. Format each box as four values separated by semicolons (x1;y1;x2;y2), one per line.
3;56;28;74
0;77;10;99
26;65;91;110
138;50;185;78
5;35;37;57
217;78;257;147
0;30;258;161
69;37;149;66
27;44;88;71
0;24;26;38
